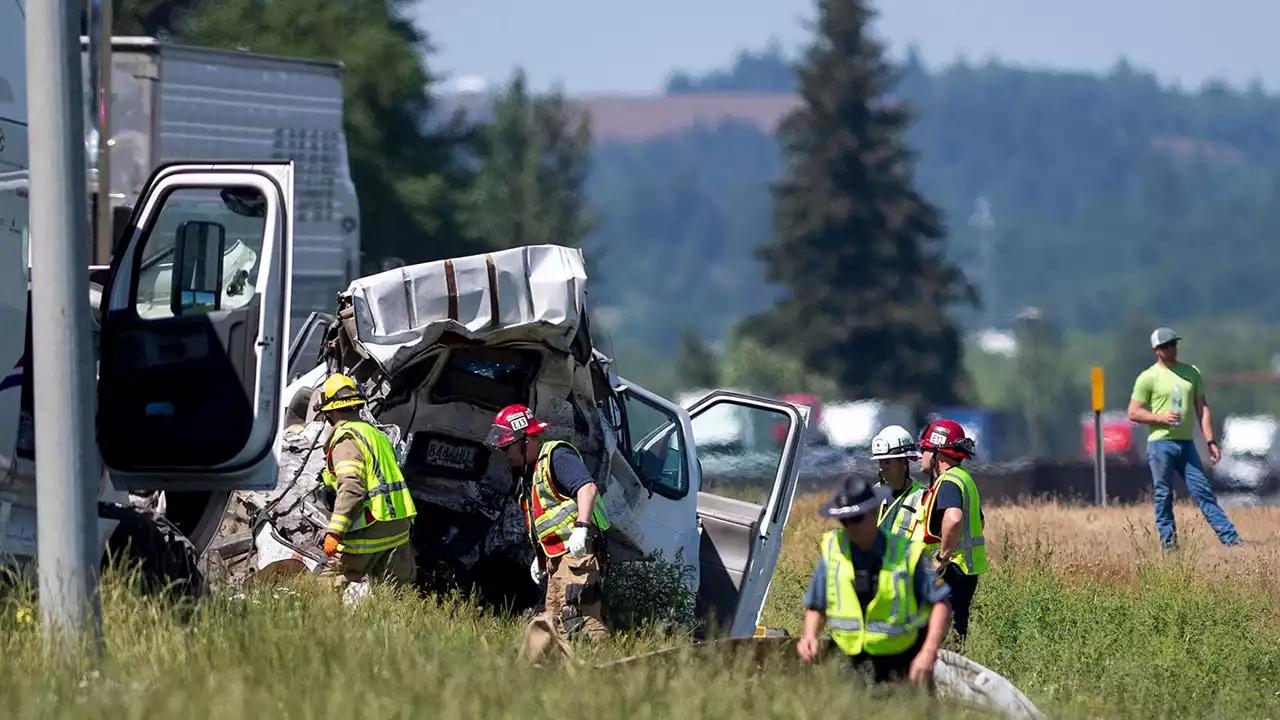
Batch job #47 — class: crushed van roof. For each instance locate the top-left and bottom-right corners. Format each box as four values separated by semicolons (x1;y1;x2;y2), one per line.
343;244;588;373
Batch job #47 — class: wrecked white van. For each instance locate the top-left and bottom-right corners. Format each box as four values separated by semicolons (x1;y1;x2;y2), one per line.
203;244;812;637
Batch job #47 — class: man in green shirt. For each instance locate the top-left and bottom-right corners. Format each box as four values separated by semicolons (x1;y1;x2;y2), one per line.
1127;327;1242;550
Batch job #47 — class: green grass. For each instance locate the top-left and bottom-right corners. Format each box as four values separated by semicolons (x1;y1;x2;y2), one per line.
0;573;975;720
4;505;1280;718
962;537;1280;719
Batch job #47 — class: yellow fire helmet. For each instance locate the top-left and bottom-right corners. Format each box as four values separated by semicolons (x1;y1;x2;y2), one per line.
316;373;367;413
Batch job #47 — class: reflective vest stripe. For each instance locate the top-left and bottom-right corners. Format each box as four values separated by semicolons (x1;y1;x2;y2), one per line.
828;619;923;635
340;529;411;555
327;513;352;533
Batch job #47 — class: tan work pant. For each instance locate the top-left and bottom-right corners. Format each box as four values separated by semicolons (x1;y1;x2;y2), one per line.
320;541;417;592
545;547;608;642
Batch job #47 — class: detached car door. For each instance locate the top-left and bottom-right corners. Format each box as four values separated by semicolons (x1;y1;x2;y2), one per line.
684;390;809;638
97;161;294;492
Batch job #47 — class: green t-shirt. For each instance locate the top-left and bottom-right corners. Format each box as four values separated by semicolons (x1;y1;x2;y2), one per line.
1131;362;1203;442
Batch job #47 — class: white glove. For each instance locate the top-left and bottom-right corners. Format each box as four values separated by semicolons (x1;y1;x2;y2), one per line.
567;526;589;558
530;557;546;585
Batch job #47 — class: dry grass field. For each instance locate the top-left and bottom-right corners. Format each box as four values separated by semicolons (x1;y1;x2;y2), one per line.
2;491;1278;719
765;491;1280;718
778;492;1280;602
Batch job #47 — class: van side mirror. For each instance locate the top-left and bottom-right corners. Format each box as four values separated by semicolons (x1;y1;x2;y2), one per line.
170;220;226;316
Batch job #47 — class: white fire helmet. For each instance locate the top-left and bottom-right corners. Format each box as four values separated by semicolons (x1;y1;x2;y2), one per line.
870;425;919;460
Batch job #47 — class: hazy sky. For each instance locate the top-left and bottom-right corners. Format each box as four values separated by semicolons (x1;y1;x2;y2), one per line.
416;0;1280;95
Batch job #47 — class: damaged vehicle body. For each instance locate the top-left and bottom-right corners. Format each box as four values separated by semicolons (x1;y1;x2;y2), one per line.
205;244;813;637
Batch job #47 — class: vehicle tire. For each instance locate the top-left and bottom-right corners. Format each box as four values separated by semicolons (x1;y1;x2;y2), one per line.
100;502;207;600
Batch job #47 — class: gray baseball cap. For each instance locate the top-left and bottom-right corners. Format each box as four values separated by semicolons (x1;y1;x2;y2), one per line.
1150;327;1181;348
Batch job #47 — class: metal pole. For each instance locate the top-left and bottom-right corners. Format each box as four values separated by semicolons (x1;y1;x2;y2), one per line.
1099;426;1109;508
27;0;104;651
1092;410;1104;506
94;0;113;264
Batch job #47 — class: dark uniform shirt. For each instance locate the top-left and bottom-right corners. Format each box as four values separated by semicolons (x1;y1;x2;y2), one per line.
549;446;594;497
926;479;986;538
803;530;952;612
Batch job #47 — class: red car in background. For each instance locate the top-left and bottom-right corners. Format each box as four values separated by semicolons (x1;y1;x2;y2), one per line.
1081;411;1139;461
775;393;830;446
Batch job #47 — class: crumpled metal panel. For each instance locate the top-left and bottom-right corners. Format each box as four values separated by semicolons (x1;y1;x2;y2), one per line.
344;245;587;373
934;649;1046;719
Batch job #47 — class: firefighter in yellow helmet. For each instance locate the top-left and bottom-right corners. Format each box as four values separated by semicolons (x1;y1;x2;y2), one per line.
313;373;418;591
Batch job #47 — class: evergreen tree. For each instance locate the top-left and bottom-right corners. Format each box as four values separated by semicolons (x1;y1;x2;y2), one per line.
463;69;599;268
743;0;976;408
85;0;199;37
674;327;720;390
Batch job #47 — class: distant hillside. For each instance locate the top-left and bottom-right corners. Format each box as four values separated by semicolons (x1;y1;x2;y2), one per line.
570;48;1280;365
438;90;797;142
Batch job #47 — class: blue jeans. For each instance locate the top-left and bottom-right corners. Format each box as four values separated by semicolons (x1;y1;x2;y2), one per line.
1146;439;1241;548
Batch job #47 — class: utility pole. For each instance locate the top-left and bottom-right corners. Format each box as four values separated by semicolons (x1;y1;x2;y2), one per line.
88;0;114;265
28;0;104;651
969;195;997;330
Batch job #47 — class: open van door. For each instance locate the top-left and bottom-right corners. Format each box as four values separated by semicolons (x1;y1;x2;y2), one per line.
685;390;809;637
617;382;808;639
97;161;294;492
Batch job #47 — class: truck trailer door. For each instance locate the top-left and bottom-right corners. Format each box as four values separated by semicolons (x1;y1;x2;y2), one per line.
97;161;294;492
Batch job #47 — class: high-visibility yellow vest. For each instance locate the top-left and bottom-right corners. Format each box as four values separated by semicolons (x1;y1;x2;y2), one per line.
912;466;988;575
322;420;417;554
877;479;927;539
521;440;610;559
821;529;929;656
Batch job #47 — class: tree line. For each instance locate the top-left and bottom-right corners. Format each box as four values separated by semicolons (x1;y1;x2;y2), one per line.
590;38;1280;389
99;0;1280;427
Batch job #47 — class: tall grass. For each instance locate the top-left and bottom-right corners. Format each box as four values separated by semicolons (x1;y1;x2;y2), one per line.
3;494;1279;718
771;494;1280;718
0;572;978;719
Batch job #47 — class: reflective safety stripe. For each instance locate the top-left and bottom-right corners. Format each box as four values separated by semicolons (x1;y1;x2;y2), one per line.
828;619;927;635
338;529;411;555
327;513;352;533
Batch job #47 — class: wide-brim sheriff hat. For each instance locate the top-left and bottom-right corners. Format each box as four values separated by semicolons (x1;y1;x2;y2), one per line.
819;474;894;520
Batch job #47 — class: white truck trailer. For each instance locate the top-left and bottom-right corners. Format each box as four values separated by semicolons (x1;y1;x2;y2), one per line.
80;35;361;338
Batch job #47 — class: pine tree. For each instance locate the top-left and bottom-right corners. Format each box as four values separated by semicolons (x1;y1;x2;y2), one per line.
744;0;976;408
462;69;599;270
674;327;720;390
